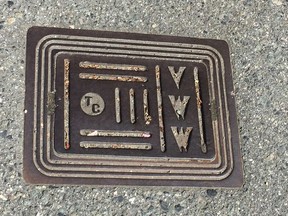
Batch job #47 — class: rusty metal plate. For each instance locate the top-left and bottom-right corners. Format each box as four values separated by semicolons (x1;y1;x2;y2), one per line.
23;26;243;187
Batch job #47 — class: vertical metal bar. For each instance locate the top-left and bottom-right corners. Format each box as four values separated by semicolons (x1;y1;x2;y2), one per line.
143;89;151;125
115;87;121;123
194;67;207;153
155;65;166;152
129;88;135;124
64;59;70;150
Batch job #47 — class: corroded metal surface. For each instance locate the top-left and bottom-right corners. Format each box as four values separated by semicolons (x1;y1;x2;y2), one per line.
24;26;243;187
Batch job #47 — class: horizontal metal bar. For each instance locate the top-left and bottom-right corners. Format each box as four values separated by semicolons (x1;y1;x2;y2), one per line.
79;73;148;82
79;61;147;71
80;141;152;150
80;129;151;138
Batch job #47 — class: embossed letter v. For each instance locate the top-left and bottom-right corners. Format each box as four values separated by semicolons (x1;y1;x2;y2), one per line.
171;127;193;152
168;66;186;89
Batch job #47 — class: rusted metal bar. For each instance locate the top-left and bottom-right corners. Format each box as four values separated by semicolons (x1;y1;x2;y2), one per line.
79;61;147;71
80;129;151;138
143;89;152;125
155;65;165;152
80;141;152;150
79;73;148;82
115;87;121;123
129;88;136;124
194;67;207;153
64;59;70;150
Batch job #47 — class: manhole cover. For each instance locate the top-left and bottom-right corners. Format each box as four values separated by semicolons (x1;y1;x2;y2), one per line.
24;27;243;187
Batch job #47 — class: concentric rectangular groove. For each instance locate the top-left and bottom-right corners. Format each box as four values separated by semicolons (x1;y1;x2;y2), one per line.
79;61;147;71
46;45;222;169
49;49;218;168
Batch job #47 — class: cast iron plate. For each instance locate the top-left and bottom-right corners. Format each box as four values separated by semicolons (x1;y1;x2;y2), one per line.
24;26;243;187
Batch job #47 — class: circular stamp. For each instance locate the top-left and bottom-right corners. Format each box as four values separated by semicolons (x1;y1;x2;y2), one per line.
80;92;105;116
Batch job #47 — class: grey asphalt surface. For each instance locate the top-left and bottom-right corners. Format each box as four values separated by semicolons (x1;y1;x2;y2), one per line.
0;0;287;215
